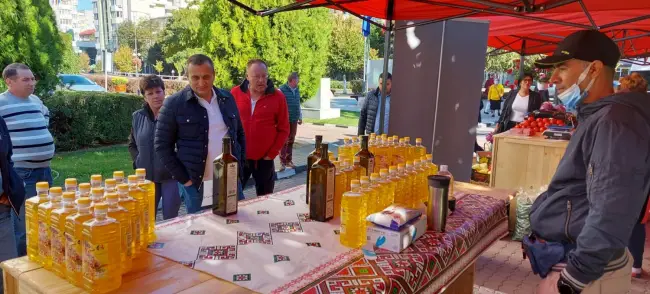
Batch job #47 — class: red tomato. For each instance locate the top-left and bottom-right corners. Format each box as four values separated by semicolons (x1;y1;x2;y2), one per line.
536;118;543;123
543;118;550;124
533;127;540;132
544;123;551;128
540;127;546;132
522;122;530;128
528;117;535;122
530;122;538;128
515;124;521;129
555;119;564;125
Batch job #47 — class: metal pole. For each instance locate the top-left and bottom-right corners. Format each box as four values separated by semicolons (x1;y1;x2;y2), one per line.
134;19;138;77
519;40;526;81
363;36;368;93
378;21;392;135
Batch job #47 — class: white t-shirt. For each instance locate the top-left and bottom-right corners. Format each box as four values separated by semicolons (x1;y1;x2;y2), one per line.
510;94;529;122
197;90;228;180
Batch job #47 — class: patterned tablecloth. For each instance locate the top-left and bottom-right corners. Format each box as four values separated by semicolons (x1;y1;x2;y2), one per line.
147;185;508;294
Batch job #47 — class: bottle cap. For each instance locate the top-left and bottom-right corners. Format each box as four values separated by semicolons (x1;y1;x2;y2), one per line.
105;193;119;201
91;174;102;181
416;138;422;143
113;171;124;179
50;187;63;194
91;187;104;195
360;176;370;181
105;179;116;186
315;135;323;141
380;168;388;173
344;137;350;143
398;163;405;168
380;169;389;176
36;182;49;190
404;137;411;141
135;168;146;176
117;184;129;192
79;183;91;190
360;179;370;185
351;183;360;188
350;179;360;185
428;175;451;188
65;178;77;186
62;192;76;200
76;197;91;206
94;203;108;211
399;138;405;143
440;165;448;172
389;166;397;173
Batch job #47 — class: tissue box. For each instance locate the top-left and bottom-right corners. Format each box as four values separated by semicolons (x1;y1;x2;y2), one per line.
366;215;427;253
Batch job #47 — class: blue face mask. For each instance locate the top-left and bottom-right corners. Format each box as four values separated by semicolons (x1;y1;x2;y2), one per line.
557;63;596;112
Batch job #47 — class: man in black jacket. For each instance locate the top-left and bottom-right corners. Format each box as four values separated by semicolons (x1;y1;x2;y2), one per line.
129;75;183;220
358;73;391;135
154;54;246;214
0;115;26;291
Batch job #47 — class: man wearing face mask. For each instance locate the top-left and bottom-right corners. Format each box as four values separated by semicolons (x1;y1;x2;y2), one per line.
526;30;650;294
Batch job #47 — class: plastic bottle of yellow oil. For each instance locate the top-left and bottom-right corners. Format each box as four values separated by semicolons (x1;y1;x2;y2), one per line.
117;184;141;257
38;187;63;268
414;159;429;205
78;183;91;199
50;192;77;278
26;182;50;262
340;180;367;249
135;169;156;243
81;202;122;293
403;137;414;161
378;169;395;209
397;164;411;207
437;165;455;198
369;173;384;212
128;175;148;250
65;197;93;287
113;171;125;185
405;161;419;208
338;138;350;162
105;193;132;274
342;159;356;191
104;179;117;194
65;178;78;194
360;176;378;215
389;165;406;206
425;154;439;175
351;156;365;180
90;174;103;189
414;138;427;160
333;161;347;219
90;187;105;210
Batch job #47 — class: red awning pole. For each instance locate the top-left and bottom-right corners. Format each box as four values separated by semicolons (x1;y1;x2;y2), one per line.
377;0;394;135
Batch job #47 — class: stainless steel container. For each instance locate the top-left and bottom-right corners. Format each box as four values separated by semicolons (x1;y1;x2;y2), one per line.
427;175;451;232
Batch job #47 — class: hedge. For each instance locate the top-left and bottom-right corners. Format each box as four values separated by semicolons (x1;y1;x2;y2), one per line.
83;74;188;96
46;91;143;151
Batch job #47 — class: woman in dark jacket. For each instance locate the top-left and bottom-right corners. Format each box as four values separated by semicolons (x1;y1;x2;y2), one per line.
494;73;543;133
129;75;182;220
0;115;25;291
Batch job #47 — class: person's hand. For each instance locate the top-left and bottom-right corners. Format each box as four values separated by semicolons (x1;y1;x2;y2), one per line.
0;194;9;206
537;271;561;294
263;156;273;160
184;180;193;187
298;119;303;125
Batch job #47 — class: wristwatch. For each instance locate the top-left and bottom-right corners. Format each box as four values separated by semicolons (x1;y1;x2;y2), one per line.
557;277;579;294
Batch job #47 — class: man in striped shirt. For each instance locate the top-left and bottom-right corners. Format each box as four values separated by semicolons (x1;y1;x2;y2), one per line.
1;63;55;256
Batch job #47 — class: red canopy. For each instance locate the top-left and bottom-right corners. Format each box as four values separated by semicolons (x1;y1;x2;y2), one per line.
486;10;650;59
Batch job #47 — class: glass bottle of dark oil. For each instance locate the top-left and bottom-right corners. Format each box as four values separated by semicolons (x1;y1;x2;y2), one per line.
309;143;335;222
212;136;239;217
305;135;323;205
355;135;375;177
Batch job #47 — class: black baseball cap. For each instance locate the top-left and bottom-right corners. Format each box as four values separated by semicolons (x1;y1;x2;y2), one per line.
535;30;621;69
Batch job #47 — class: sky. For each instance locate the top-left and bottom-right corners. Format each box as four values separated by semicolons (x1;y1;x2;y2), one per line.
78;0;92;11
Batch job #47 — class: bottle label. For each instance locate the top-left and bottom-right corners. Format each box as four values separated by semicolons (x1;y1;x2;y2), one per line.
83;240;108;280
225;162;238;213
66;232;82;273
367;158;375;175
142;203;149;233
51;227;65;265
38;220;51;258
133;215;141;248
124;222;133;257
325;168;335;218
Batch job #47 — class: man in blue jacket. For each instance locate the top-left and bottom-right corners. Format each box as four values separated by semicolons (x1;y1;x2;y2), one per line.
530;30;650;293
279;72;302;171
154;54;246;213
0;115;26;292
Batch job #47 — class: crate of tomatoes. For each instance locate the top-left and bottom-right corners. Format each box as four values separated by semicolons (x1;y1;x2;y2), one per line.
511;102;576;136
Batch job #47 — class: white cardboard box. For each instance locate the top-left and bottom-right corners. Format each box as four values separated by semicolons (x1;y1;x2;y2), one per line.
366;215;427;253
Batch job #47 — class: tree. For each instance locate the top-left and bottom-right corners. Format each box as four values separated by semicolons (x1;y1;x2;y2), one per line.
485;48;545;77
368;24;393;59
166;48;202;76
154;60;164;74
0;0;66;95
116;20;162;61
160;8;202;59
200;0;332;101
95;59;103;73
327;15;365;80
60;32;81;74
114;46;136;73
79;52;91;73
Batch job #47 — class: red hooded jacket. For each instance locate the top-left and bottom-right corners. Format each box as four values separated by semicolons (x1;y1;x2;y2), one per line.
232;80;290;161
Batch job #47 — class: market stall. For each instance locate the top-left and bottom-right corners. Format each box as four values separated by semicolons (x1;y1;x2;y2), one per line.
2;182;512;294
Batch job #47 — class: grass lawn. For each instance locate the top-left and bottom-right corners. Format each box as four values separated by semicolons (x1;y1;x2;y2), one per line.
303;110;360;127
51;145;133;187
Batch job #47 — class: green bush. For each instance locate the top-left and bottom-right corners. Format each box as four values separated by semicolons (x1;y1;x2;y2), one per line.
83;74;188;96
350;80;363;94
46;91;143;151
112;77;128;85
330;80;343;89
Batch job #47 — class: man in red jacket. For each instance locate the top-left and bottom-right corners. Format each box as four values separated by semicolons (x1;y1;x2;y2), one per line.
232;59;290;196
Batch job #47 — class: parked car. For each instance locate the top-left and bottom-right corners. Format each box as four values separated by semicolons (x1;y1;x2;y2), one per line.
58;74;106;92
